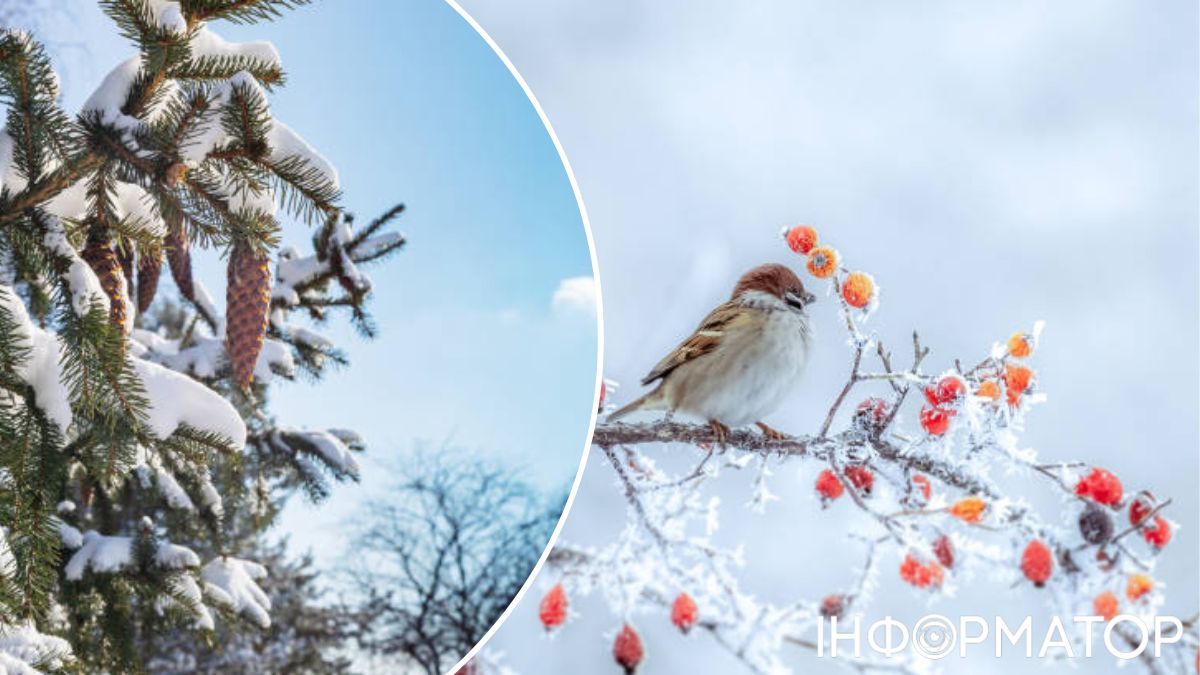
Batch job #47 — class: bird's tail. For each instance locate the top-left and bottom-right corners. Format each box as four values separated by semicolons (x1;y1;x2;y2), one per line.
606;385;667;423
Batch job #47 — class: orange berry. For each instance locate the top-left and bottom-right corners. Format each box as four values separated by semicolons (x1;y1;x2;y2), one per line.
1126;574;1154;601
785;225;819;255
841;271;875;308
948;497;987;524
976;378;1001;402
1007;332;1034;358
1093;591;1119;622
806;246;839;279
1004;363;1034;405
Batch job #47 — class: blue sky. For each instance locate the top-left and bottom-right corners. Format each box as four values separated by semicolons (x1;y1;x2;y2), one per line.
43;0;597;566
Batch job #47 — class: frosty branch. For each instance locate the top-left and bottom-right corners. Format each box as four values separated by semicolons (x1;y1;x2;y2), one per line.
536;225;1196;675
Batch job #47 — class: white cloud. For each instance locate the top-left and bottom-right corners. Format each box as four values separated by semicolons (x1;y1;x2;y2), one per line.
551;276;596;317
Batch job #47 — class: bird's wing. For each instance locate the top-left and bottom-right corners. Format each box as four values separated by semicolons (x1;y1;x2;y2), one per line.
641;301;750;385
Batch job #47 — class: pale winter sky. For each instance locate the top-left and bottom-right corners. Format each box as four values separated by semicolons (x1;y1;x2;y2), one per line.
36;0;598;571
459;1;1199;673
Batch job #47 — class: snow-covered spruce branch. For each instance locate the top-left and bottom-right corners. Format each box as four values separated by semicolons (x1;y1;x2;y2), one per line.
536;225;1194;675
0;2;405;671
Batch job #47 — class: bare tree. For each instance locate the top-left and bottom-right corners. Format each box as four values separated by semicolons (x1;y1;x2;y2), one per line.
350;449;565;675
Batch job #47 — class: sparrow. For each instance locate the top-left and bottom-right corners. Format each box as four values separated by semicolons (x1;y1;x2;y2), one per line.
607;263;816;442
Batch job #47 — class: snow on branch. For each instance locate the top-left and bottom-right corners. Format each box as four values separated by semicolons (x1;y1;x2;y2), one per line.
535;225;1196;675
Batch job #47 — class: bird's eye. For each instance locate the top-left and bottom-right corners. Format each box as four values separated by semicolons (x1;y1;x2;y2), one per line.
784;291;807;310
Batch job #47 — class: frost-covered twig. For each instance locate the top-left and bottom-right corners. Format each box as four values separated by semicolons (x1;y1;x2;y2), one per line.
538;225;1193;674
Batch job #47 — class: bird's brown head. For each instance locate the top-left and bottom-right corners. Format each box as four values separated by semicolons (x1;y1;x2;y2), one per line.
731;263;816;311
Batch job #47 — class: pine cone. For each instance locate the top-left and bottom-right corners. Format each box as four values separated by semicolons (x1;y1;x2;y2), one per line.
137;248;162;314
116;245;134;297
80;233;130;337
225;243;271;388
165;220;194;302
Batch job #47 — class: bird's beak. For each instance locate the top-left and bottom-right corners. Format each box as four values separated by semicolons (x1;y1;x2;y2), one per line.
785;291;815;310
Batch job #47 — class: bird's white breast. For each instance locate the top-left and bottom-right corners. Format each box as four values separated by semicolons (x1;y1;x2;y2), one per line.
667;304;811;426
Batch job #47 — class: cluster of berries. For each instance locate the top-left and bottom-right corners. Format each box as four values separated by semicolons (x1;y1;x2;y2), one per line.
917;330;1039;437
539;584;699;673
783;225;876;310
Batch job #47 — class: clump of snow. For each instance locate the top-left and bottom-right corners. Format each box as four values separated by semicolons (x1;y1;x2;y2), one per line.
82;56;142;132
54;519;83;550
133;358;246;448
64;531;133;579
146;0;186;33
201;557;271;628
65;530;199;580
135;331;294;384
189;28;281;68
0;132;26;194
41;218;110;319
0;286;73;433
280;429;359;478
154;542;200;570
162;574;215;631
268;119;338;189
154;465;194;512
0;529;14;580
0;621;73;673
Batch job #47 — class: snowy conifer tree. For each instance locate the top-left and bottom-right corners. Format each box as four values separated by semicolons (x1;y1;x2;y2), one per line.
0;1;404;671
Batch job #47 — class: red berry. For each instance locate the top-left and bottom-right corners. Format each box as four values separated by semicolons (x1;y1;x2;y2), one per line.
899;553;944;589
1020;540;1054;587
925;375;967;407
844;465;874;495
670;593;697;634
1142;516;1172;549
919;404;953;436
613;624;644;674
815;469;844;501
852;398;890;436
933;535;955;569
538;583;568;630
1129;491;1156;526
1073;468;1123;507
912;474;932;501
785;225;819;255
820;594;846;619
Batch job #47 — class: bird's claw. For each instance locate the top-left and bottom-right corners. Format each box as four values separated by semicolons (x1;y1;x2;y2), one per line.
756;421;789;441
708;419;731;445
